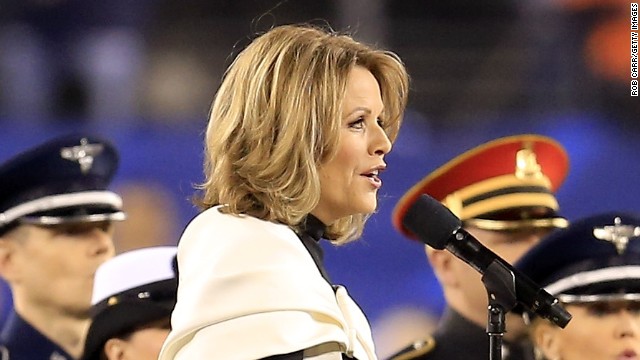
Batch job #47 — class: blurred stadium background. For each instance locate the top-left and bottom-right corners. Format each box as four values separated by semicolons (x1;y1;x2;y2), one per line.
0;0;637;357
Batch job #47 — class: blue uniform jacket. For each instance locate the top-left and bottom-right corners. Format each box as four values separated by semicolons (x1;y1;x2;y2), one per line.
0;311;73;360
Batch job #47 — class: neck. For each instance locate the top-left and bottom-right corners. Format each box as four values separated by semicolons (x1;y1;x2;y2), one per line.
13;297;89;359
310;209;337;227
446;290;486;327
445;290;526;342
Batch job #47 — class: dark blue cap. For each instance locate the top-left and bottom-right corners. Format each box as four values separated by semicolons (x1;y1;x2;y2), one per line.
515;211;640;303
0;134;126;233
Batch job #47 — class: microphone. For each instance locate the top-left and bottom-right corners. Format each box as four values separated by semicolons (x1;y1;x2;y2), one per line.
402;194;571;328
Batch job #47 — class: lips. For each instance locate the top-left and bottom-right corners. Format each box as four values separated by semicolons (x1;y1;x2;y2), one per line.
362;175;381;189
361;167;385;189
362;169;379;178
362;172;380;181
618;349;638;360
361;165;386;177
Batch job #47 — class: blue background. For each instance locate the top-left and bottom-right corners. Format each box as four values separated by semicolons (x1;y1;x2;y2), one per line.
1;108;637;326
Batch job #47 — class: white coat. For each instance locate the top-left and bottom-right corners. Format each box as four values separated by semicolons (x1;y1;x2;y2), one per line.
159;207;377;360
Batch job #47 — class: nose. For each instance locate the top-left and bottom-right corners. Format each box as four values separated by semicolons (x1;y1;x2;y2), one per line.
614;310;640;339
521;232;544;246
515;228;549;247
88;226;115;258
370;124;392;156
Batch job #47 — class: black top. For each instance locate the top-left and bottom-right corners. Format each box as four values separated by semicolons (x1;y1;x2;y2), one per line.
261;214;354;360
394;308;534;360
297;214;331;283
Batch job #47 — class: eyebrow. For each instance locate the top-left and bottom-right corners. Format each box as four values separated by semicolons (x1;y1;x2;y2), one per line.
345;106;385;117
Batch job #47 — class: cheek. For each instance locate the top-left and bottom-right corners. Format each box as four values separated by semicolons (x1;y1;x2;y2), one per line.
128;328;171;354
20;250;57;277
567;315;606;337
334;152;358;175
334;135;362;167
492;243;532;264
556;316;605;354
452;259;481;286
322;146;359;183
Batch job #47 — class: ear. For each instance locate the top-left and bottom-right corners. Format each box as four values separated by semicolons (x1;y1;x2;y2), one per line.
532;322;561;360
103;338;127;360
425;246;458;286
0;237;18;281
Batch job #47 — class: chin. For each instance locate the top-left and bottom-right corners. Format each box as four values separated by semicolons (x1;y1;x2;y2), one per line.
352;200;377;215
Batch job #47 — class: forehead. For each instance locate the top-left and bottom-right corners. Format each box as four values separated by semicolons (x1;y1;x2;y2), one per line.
466;225;550;243
342;67;382;110
42;220;113;230
15;221;113;239
345;66;379;92
568;300;640;310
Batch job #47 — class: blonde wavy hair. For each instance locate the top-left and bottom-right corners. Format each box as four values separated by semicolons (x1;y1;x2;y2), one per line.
197;24;409;244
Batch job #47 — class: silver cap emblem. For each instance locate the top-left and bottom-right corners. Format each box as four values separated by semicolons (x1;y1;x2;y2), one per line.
60;138;104;174
593;217;640;254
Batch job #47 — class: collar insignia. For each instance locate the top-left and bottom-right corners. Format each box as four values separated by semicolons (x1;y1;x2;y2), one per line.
593;217;640;254
60;138;103;174
50;351;69;360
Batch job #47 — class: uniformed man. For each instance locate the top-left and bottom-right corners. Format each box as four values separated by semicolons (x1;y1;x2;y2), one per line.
81;246;178;360
389;134;569;360
515;212;640;360
0;135;125;359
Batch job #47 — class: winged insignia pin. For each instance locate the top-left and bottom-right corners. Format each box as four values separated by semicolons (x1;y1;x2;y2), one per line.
60;138;104;174
593;217;640;255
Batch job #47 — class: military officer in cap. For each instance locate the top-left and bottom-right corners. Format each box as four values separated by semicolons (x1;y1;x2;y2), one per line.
0;135;125;359
81;246;177;360
389;134;569;360
517;212;640;360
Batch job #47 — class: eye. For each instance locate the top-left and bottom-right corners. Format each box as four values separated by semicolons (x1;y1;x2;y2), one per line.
53;221;113;236
626;302;640;314
348;117;365;130
54;224;94;236
585;302;615;317
376;117;385;128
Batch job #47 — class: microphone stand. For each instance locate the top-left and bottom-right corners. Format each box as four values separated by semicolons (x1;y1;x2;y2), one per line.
481;261;518;360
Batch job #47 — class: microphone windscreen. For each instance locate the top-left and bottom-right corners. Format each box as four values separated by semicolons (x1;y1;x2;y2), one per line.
402;194;461;250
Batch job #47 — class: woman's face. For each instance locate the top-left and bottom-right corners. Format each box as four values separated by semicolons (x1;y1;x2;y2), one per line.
104;317;171;360
313;65;392;225
534;301;640;360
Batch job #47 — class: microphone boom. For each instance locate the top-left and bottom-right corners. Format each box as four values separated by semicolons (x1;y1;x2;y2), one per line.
403;194;572;328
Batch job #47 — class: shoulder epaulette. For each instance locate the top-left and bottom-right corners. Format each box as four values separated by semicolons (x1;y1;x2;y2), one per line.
386;336;436;360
